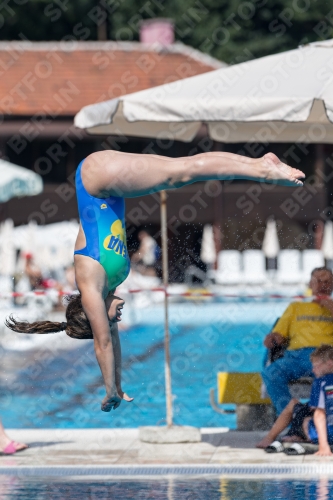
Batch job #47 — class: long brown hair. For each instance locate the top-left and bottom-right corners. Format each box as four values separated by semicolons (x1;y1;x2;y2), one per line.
5;293;93;340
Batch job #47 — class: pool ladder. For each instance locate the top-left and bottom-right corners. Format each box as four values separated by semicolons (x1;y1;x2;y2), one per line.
209;388;235;414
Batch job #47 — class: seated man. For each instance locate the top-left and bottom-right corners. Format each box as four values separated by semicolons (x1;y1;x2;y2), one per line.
262;267;333;414
257;344;333;456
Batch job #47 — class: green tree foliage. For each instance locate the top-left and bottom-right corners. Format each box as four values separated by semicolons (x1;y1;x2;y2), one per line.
2;0;332;63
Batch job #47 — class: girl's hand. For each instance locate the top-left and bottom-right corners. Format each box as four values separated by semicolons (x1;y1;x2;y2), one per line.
117;388;134;402
101;392;122;412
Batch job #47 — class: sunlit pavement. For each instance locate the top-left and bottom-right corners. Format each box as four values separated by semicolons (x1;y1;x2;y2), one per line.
0;428;331;469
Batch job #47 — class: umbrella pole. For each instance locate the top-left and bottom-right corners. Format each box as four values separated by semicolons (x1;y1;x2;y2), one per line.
160;190;173;427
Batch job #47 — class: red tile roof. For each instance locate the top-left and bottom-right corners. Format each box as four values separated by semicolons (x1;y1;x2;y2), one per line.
0;41;224;116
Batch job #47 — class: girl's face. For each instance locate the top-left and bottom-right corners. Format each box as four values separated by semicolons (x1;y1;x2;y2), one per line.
105;294;125;323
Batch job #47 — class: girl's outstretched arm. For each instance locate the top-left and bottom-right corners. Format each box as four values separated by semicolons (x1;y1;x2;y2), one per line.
80;290;121;411
110;323;133;402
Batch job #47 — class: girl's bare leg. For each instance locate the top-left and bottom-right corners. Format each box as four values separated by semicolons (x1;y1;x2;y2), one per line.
0;419;27;452
110;324;133;402
256;398;299;449
189;152;304;185
82;150;305;199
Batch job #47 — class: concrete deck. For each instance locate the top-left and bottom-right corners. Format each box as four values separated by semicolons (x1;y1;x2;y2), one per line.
1;428;333;473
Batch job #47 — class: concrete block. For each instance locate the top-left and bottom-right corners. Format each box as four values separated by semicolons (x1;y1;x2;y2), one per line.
139;425;201;443
237;404;275;431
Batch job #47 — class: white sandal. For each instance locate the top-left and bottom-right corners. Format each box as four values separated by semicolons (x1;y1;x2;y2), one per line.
265;440;284;453
284;442;306;455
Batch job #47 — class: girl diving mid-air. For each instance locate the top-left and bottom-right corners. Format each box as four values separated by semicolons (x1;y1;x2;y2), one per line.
6;150;305;412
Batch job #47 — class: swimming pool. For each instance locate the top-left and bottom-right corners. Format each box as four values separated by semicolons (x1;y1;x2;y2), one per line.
1;476;332;500
0;300;290;429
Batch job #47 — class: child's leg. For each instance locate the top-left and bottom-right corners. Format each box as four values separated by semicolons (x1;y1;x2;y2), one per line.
83;151;305;198
256;398;299;448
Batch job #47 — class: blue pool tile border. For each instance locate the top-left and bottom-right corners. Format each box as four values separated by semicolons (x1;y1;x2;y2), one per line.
2;464;333;476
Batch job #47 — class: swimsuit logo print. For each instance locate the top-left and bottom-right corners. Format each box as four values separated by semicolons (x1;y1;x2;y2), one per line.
100;203;107;209
103;219;127;258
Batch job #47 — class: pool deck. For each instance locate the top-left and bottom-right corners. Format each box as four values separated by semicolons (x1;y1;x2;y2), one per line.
1;428;333;472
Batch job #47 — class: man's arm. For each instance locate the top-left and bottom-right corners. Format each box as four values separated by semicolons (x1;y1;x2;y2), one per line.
263;304;294;348
264;332;289;349
314;408;333;456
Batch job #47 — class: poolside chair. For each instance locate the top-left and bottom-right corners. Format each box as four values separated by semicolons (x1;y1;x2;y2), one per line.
0;275;13;294
243;250;267;284
276;249;302;284
301;249;325;283
215;250;242;285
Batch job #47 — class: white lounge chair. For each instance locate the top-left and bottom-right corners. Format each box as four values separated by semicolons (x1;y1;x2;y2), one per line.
243;250;267;284
301;249;325;283
276;249;302;284
0;275;13;294
215;250;242;285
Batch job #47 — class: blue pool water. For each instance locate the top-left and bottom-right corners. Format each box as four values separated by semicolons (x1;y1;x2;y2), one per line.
0;300;290;429
1;476;333;499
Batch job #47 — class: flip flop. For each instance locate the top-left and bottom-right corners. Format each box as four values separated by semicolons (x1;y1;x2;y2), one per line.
0;441;27;455
1;442;16;455
284;443;306;455
265;440;285;453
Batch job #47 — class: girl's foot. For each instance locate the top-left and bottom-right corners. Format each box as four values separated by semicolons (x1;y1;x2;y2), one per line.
261;153;305;186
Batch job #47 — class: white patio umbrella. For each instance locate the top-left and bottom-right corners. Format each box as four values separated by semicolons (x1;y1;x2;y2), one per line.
13;220;79;272
200;224;216;266
321;221;333;260
26;220;38;255
75;39;333;143
262;219;280;259
0;159;43;202
0;163;42;279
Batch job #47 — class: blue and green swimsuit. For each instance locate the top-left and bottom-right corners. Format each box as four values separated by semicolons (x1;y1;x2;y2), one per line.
74;159;130;291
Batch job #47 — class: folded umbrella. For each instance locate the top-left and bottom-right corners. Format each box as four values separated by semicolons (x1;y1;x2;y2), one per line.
0;159;42;203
